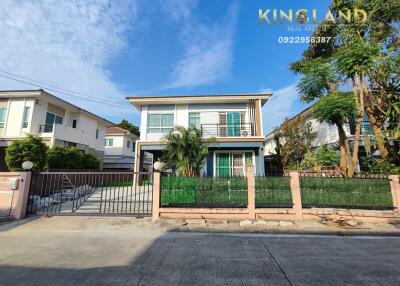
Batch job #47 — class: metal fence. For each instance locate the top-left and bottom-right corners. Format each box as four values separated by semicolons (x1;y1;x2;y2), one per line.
27;172;153;216
255;175;292;208
160;175;248;208
299;174;393;210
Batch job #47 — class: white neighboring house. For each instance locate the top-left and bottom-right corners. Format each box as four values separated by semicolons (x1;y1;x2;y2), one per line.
103;126;137;170
264;103;374;172
0;89;113;170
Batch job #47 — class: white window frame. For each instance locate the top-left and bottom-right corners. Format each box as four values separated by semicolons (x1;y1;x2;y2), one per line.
0;106;7;128
147;113;174;133
188;112;200;129
105;138;113;147
213;150;255;177
22;106;31;129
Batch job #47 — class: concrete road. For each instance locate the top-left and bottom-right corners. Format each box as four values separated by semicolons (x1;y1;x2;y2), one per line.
0;217;399;285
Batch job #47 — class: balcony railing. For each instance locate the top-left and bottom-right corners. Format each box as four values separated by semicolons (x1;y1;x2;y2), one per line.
39;124;54;133
201;123;254;138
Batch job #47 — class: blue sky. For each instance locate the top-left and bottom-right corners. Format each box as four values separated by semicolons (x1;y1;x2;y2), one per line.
0;0;331;133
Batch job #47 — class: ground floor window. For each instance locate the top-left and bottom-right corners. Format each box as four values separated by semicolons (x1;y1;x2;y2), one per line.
215;151;254;177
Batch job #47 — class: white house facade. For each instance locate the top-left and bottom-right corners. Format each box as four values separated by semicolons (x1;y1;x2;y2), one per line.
128;93;271;177
103;126;137;170
0;89;113;170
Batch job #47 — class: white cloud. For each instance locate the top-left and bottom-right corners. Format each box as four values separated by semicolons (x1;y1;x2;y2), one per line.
166;2;239;89
161;0;198;22
262;84;300;134
0;0;139;119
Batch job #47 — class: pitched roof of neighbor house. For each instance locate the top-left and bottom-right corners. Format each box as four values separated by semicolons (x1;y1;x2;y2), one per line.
127;93;272;110
107;126;131;135
0;89;114;126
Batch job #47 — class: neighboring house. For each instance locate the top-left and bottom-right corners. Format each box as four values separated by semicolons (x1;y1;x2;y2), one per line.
103;126;137;170
127;93;271;177
0;89;113;170
264;103;374;172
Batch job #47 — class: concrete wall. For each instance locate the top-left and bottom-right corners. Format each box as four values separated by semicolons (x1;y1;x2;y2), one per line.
0;172;30;219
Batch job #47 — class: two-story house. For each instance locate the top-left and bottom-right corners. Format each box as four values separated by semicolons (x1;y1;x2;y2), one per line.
103;126;137;170
264;103;375;172
0;89;113;170
128;93;271;177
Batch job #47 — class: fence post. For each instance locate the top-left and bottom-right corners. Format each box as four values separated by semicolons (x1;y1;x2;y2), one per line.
389;175;400;213
247;168;256;220
152;172;161;221
13;172;31;219
289;171;303;221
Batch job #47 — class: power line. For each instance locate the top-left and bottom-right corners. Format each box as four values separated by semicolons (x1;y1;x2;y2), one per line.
0;70;127;108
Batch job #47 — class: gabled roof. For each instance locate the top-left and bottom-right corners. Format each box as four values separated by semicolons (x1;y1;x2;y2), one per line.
127;93;272;110
107;126;131;135
0;89;114;126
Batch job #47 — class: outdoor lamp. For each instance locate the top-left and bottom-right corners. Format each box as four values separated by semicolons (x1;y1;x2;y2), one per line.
153;161;164;171
22;161;34;171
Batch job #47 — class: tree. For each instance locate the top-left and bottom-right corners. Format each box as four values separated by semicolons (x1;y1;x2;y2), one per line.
273;116;315;170
315;145;340;167
160;127;214;177
5;135;47;171
81;153;101;170
116;119;140;136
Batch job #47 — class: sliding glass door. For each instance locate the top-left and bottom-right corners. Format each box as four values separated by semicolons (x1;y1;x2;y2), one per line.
216;152;253;177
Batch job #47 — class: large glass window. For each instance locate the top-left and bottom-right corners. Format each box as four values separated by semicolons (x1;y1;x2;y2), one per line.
44;112;63;132
147;113;174;133
0;107;7;128
216;152;253;177
22;106;30;128
189;112;200;129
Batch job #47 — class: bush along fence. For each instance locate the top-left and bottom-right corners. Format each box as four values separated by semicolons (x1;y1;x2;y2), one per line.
151;171;400;223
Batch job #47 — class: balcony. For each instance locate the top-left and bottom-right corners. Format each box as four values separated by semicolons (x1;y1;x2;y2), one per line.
39;124;83;143
201;123;254;138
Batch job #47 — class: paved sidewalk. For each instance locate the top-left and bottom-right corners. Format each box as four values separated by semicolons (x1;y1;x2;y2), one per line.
0;216;399;285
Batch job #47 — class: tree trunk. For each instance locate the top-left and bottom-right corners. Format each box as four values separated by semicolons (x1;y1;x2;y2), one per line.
335;120;348;177
348;75;364;177
362;82;389;158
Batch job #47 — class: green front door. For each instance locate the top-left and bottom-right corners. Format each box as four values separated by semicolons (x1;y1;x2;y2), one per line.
217;153;230;177
227;112;240;136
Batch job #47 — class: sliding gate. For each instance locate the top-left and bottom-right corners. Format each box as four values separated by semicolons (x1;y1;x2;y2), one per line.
27;172;153;216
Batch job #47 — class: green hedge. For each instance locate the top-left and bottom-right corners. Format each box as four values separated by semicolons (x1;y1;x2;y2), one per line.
300;177;393;209
161;176;247;207
255;176;292;207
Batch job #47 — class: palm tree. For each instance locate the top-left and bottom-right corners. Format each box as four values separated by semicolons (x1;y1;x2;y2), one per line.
160;126;215;177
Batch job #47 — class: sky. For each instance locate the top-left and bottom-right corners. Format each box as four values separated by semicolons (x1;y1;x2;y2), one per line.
0;0;331;134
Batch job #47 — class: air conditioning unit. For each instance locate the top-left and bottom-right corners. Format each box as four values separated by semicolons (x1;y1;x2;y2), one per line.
241;130;249;137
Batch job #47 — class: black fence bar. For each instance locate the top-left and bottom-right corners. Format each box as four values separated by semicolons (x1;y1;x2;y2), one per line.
27;172;153;216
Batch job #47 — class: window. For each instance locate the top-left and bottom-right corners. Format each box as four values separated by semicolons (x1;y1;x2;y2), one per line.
127;140;130;148
0;107;7;128
22;106;30;128
216;152;253;177
44;112;63;132
189;112;200;129
147;113;174;133
105;138;113;147
96;129;99;139
72;119;77;128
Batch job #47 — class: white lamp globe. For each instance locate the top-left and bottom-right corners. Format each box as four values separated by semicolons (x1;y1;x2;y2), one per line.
154;161;164;171
22;161;34;171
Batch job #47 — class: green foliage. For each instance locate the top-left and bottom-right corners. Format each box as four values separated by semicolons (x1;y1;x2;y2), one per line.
315;145;340;166
367;159;400;175
300;151;318;170
116;119;140;136
47;146;100;170
255;177;292;207
161;127;214;177
313;92;356;124
5;135;47;171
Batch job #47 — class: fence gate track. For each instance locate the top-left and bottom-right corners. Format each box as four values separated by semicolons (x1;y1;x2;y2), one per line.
27;172;153;216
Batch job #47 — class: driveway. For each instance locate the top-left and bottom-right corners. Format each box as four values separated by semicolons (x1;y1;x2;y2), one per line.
0;216;399;285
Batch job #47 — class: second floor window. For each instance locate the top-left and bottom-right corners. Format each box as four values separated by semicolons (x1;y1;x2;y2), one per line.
127;140;130;148
189;112;200;129
96;129;99;139
22;106;30;128
147;113;174;133
44;112;63;132
105;138;113;147
0;107;7;128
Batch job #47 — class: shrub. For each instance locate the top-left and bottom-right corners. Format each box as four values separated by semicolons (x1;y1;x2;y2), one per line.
315;145;339;166
368;159;400;175
80;153;100;170
47;146;100;170
5;135;48;171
